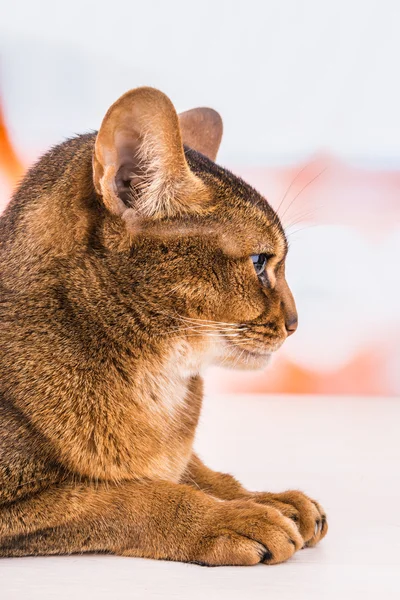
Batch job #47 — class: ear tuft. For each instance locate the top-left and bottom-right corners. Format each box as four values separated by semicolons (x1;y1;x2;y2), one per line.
93;87;209;219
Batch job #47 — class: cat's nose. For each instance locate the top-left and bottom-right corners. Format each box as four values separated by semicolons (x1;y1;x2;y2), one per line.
285;314;298;336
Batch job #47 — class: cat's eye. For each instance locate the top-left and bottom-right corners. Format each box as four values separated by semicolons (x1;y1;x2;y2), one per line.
251;253;268;276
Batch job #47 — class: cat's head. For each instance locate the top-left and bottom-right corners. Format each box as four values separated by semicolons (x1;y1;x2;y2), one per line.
93;87;297;370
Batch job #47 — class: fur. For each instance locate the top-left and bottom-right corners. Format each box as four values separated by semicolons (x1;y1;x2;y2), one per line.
0;87;327;565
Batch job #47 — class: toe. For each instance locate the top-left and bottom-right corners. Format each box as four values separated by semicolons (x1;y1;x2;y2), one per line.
265;491;326;545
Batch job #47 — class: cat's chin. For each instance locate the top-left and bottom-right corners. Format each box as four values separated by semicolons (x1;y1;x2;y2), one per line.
215;347;273;371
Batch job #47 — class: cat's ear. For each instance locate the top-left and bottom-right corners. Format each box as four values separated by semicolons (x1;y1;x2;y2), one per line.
179;108;223;161
93;87;208;219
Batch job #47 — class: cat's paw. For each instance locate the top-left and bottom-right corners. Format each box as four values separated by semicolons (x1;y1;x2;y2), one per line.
250;491;328;547
193;500;303;566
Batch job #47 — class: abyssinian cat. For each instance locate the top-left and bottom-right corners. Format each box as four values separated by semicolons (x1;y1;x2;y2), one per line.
0;88;327;565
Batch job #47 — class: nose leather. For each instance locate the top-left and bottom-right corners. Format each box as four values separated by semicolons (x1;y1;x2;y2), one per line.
275;272;298;337
285;314;298;335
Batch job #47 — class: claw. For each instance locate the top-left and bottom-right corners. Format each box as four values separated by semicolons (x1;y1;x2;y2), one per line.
314;522;319;536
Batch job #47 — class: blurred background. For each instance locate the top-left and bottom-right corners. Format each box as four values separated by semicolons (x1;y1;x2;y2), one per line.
1;0;399;396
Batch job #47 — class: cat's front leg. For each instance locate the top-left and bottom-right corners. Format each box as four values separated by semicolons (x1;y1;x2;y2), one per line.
0;479;303;565
181;453;328;547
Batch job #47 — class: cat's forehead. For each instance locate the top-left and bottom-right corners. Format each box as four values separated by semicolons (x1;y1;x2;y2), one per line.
186;149;287;260
214;203;287;260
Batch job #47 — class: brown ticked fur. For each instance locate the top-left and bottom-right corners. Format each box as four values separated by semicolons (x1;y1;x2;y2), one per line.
0;88;327;565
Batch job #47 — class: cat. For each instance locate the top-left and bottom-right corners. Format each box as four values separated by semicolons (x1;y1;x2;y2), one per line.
0;87;327;565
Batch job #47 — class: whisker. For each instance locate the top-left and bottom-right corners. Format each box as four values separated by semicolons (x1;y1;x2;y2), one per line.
274;162;311;217
286;223;319;237
280;167;327;222
131;296;245;331
284;209;319;230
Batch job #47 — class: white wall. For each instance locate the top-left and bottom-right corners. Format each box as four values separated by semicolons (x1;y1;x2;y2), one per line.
1;0;400;165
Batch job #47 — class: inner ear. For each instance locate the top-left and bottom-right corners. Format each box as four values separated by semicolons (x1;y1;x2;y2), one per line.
115;158;145;206
179;107;223;161
93;87;208;219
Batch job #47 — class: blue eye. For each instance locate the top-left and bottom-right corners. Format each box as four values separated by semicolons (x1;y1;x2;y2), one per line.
251;253;268;276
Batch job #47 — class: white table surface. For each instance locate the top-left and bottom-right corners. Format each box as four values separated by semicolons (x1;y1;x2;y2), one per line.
1;394;399;599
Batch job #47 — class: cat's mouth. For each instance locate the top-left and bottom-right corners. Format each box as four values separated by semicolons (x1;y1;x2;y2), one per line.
223;334;285;356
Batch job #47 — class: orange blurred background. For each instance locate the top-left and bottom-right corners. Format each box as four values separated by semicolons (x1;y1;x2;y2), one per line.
1;0;399;396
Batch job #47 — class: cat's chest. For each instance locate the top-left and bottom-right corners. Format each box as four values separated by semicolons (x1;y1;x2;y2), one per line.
142;367;193;416
70;342;203;482
112;344;203;481
141;339;203;415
